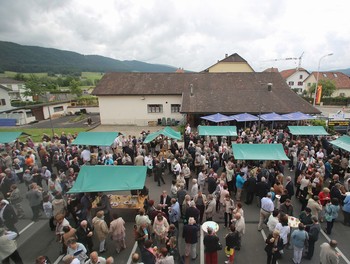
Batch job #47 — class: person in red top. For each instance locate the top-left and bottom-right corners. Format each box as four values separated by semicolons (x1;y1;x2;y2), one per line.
318;187;331;222
318;188;331;206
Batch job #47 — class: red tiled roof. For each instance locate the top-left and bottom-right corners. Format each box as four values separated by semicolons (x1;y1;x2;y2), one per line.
280;68;307;79
310;72;350;89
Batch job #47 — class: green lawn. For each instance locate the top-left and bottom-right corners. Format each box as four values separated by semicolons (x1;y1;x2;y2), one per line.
2;71;49;78
0;127;88;143
81;72;104;81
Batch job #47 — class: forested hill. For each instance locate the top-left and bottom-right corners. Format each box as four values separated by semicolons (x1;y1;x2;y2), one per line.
0;41;178;73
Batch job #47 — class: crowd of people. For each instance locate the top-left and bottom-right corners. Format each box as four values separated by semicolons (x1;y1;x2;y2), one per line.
0;124;350;264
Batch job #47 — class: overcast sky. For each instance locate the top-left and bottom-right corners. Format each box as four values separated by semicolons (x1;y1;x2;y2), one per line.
1;0;349;72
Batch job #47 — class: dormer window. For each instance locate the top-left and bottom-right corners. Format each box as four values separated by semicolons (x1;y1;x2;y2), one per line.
334;73;338;77
323;73;327;77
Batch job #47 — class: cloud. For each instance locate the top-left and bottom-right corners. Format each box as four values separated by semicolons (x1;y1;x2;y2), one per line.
0;0;349;72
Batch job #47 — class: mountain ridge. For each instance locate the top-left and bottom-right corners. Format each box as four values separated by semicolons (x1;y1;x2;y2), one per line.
0;41;179;73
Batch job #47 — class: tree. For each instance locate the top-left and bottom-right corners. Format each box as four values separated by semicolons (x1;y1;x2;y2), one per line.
69;79;82;97
24;74;47;100
308;79;336;98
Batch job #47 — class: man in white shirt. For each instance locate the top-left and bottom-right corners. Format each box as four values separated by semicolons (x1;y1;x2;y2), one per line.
81;147;91;164
258;193;274;231
267;209;280;233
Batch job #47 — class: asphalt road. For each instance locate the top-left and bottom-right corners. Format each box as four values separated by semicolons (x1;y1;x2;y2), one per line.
13;167;350;264
22;113;100;129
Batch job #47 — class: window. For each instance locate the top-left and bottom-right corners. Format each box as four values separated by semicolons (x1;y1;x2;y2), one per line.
299;75;303;79
0;99;6;105
26;111;33;117
147;104;163;113
171;104;181;113
340;93;345;97
288;81;294;86
297;81;303;86
53;106;64;112
307;82;311;87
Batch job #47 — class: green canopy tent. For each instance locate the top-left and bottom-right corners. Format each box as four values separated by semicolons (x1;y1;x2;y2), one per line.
288;126;328;136
232;143;289;160
330;135;350;152
143;126;181;143
0;132;30;144
198;126;238;136
72;132;119;146
68;165;147;193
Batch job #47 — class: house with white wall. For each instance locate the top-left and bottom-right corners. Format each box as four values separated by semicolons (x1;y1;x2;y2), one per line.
303;71;350;97
0;77;33;101
280;68;310;94
0;85;12;111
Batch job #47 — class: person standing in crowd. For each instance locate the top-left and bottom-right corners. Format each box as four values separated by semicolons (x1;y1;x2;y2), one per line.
168;198;180;229
0;199;18;234
244;174;256;205
324;198;340;235
267;209;280;234
343;192;350;226
235;172;246;202
291;223;308;264
84;251;106;264
264;229;283;264
205;194;216;221
183;217;199;261
203;227;221;264
153;213;169;248
320;240;339;264
285;176;295;199
304;216;321;260
225;224;240;264
26;183;43;222
76;220;93;254
7;184;24;219
92;210;109;253
258;193;274;231
109;213;126;254
95;193;111;227
194;190;206;224
0;227;23;264
135;222;151;250
66;238;88;264
232;212;245;250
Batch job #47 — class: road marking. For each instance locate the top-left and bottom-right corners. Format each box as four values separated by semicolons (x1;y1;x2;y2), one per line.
127;241;138;264
200;227;204;264
53;254;64;264
320;229;350;264
19;221;34;235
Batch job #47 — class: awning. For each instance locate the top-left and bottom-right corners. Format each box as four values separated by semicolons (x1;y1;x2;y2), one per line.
330;135;350;152
288;126;328;135
230;113;259;122
259;112;290;121
72;132;119;146
281;112;315;121
143;126;181;143
0;132;29;144
68;165;147;193
198;126;237;136
232;143;289;160
200;113;233;123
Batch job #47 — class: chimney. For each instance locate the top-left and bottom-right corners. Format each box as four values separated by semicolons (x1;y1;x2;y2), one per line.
267;83;273;92
190;84;194;96
225;54;228;58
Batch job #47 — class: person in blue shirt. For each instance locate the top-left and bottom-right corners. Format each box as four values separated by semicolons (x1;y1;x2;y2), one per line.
291;223;308;264
343;193;350;226
235;172;246;202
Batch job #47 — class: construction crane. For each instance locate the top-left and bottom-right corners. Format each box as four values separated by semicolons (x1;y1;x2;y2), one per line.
262;52;304;69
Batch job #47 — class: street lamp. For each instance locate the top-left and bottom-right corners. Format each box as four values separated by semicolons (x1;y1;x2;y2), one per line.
313;53;333;106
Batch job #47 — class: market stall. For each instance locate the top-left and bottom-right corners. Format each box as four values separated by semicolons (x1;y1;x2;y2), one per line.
329;135;350;152
198;125;237;136
71;131;119;146
143;126;181;143
288;126;328;136
68;165;148;220
0;131;30;144
231;143;289;161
